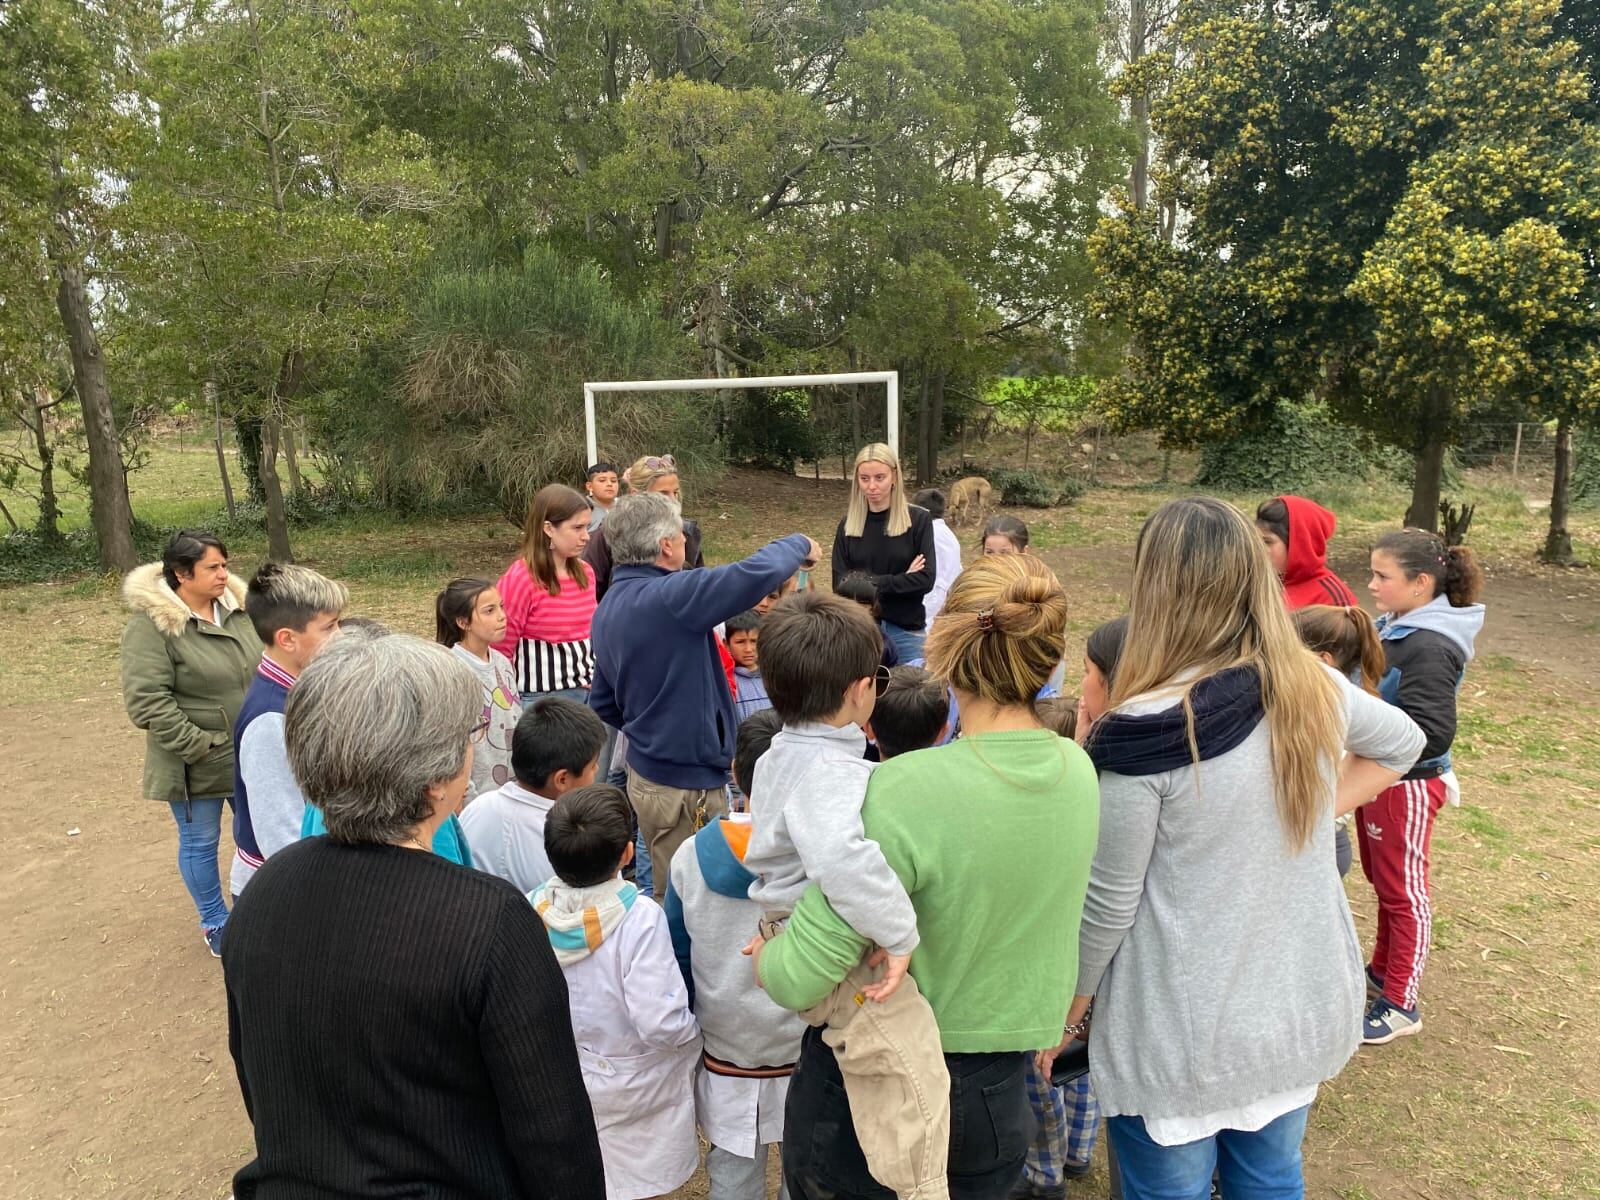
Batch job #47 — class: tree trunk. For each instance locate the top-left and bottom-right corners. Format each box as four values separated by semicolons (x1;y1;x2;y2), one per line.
210;382;236;519
260;413;292;562
1406;437;1447;532
25;386;62;540
915;367;932;485
1541;415;1576;565
1129;0;1150;212
282;419;301;493
925;369;945;484
261;348;303;563
0;493;18;533
234;415;267;503
52;255;136;570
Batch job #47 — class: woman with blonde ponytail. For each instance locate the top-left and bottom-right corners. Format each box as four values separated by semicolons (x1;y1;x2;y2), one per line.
1045;498;1424;1200
760;553;1101;1200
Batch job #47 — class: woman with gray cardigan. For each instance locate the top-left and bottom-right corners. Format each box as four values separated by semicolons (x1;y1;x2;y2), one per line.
1043;498;1424;1199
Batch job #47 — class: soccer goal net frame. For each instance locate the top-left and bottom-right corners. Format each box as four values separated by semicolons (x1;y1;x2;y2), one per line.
582;371;900;468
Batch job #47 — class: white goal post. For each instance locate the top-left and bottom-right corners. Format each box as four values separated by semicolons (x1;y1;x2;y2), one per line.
582;371;900;468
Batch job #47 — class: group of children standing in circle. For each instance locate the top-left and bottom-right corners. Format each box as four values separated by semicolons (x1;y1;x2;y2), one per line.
120;438;1485;1200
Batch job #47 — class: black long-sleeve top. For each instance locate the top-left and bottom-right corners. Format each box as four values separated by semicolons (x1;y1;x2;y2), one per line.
222;838;605;1200
831;505;936;632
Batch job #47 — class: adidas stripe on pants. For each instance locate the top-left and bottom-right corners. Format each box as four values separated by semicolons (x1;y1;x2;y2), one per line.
1356;776;1448;1011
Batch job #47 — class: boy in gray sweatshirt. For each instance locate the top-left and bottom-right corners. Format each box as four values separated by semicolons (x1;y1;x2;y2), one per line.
742;592;950;1200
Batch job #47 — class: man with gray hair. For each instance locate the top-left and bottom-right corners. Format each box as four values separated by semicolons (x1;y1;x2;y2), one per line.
590;491;819;896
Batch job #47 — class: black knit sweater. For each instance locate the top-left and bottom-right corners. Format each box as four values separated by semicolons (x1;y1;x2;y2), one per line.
222;837;605;1199
831;505;937;631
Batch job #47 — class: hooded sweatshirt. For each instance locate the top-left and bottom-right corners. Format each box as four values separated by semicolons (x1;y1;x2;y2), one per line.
666;818;807;1071
1276;495;1359;610
743;721;919;958
1376;595;1486;778
531;876;701;1200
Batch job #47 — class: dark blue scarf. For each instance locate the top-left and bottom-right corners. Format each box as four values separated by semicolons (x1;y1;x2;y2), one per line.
1087;666;1265;777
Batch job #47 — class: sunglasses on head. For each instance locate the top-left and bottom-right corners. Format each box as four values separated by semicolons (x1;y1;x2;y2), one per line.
645;454;676;470
873;664;892;697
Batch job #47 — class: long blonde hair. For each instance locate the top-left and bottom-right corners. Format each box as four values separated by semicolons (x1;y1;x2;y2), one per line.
844;443;912;538
1112;497;1343;852
924;553;1068;707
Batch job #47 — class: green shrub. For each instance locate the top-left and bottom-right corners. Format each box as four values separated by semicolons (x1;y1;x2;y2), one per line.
0;518;172;585
1195;403;1409;493
319;243;718;523
978;466;1084;508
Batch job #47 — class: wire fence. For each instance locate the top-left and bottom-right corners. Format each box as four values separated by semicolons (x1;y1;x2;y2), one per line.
1453;420;1564;475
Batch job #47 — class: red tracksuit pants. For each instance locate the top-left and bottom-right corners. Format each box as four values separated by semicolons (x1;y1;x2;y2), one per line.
1357;776;1448;1011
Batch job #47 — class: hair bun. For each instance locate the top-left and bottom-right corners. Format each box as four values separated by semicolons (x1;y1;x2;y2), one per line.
993;573;1067;639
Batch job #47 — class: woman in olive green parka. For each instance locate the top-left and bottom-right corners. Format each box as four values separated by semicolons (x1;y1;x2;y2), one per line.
121;530;261;954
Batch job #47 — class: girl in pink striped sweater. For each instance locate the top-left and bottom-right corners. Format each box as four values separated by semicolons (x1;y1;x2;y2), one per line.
495;484;599;704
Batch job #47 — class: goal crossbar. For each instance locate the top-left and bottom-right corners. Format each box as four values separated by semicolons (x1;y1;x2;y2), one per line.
583;370;899;467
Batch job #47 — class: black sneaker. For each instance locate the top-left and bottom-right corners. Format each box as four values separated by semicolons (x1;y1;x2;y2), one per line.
1007;1178;1067;1199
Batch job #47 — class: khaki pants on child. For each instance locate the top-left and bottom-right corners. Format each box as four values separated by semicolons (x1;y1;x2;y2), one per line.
763;917;951;1200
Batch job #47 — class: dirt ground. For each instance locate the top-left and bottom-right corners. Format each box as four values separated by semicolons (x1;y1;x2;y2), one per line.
2;470;1597;1198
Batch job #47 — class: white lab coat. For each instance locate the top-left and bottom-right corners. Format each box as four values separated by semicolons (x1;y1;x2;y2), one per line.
924;517;963;626
457;779;556;895
561;897;703;1200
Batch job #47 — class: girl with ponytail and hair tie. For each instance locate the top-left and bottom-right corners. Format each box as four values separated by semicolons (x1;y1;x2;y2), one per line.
1292;605;1387;877
759;554;1101;1200
1359;530;1486;1044
1047;498;1424;1200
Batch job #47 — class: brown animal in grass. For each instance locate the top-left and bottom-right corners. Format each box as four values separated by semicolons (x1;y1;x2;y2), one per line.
946;476;993;525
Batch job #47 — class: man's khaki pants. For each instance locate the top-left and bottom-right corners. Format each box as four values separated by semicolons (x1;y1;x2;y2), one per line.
766;925;952;1199
626;767;725;900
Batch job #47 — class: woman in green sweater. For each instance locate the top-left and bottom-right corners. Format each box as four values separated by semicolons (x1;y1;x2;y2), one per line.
757;552;1100;1200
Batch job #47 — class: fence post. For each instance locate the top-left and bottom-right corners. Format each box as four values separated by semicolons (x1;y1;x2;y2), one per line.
1512;422;1523;481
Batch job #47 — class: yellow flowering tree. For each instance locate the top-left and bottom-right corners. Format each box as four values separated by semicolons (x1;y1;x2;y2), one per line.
1091;0;1600;544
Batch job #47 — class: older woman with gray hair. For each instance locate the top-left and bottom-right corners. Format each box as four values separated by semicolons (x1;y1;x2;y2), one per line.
221;633;604;1200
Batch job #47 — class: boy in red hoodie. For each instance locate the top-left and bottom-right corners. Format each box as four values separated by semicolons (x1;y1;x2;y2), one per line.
1256;495;1360;609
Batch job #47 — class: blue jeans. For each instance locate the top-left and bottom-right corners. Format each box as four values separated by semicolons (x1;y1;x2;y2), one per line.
1107;1106;1310;1200
880;621;926;665
168;797;230;930
604;732;652;894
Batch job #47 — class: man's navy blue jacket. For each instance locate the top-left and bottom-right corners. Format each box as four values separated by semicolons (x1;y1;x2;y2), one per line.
590;534;810;790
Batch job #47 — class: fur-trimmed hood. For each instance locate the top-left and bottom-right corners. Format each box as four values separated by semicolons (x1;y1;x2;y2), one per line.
122;562;248;638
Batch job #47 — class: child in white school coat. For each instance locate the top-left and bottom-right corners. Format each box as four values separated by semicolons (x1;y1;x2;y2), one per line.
666;708;806;1200
531;784;701;1200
